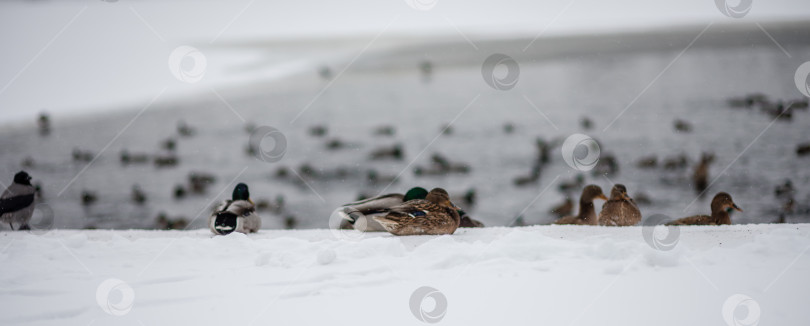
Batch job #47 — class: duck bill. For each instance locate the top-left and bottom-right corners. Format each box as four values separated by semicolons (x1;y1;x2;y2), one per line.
732;203;743;212
596;194;608;201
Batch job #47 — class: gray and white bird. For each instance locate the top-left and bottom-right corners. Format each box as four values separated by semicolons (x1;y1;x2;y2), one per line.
0;171;36;230
208;183;261;235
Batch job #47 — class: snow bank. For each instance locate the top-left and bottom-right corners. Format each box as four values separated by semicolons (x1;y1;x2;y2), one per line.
1;224;809;325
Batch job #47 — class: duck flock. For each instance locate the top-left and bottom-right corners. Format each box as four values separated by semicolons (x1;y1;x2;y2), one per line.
1;88;807;235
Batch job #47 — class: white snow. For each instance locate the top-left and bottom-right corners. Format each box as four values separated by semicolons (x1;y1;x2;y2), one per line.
2;224;809;325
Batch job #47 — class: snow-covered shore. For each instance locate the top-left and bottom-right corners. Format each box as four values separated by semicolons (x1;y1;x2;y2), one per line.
2;224;809;325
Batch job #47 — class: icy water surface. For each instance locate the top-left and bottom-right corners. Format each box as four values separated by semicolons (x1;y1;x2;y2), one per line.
1;25;809;229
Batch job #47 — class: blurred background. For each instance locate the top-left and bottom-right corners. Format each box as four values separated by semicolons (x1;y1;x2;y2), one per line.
1;0;809;230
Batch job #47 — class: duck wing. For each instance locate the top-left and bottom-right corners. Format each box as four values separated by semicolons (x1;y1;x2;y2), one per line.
342;193;404;215
0;194;34;216
374;200;459;235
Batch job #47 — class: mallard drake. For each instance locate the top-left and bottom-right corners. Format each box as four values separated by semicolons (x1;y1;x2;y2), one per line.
598;184;642;226
374;188;461;236
339;187;429;231
208;183;261;235
0;171;36;230
666;192;742;225
554;185;607;225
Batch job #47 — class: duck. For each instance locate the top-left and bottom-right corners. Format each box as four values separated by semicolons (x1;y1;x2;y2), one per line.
458;212;485;228
120;149;149;165
339;187;429;231
666;192;742;225
693;153;715;194
177;120;195;137
580;117;593;130
636;155;657;169
72;148;93;162
598;184;642;226
503;122;515;134
592;153;619;177
131;185;147;205
550;197;574;218
369;144;404;160
38;113;51;136
796;143;810;157
374;188;461;236
673;119;692;133
208;183;261;235
81;190;98;206
0;171;36;230
554;185;607;225
373;125;396;136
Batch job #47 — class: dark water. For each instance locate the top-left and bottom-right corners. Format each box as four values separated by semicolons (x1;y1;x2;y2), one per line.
1;26;809;230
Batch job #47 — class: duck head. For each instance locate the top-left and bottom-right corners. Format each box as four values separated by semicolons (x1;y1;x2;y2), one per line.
13;171;32;186
581;185;608;202
711;192;742;214
426;188;455;208
232;183;252;203
404;187;428;201
609;184;631;201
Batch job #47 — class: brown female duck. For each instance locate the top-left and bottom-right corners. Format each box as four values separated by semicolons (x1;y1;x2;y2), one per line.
554;185;608;225
374;188;460;235
598;184;642;226
667;192;742;225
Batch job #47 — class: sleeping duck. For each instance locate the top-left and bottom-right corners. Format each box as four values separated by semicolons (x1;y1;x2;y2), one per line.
340;187;483;231
554;185;607;225
339;187;429;231
666;192;741;225
208;183;261;235
598;184;642;226
374;188;461;236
